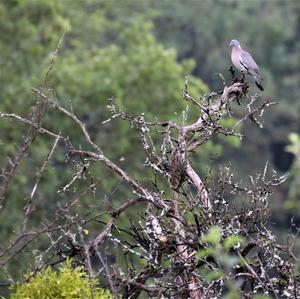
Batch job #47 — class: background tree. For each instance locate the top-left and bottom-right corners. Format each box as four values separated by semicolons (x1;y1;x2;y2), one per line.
0;0;210;276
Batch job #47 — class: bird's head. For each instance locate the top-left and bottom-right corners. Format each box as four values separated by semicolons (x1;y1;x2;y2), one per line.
229;39;241;48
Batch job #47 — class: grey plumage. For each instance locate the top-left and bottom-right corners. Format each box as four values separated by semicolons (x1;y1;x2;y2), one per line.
229;39;264;91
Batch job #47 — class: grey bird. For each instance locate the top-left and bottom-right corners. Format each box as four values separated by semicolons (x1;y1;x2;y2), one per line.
229;39;264;91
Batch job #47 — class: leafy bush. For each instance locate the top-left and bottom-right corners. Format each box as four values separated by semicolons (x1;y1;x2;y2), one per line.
9;259;112;299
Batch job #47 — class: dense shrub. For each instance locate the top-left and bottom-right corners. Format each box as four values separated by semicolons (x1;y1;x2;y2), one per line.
9;259;112;299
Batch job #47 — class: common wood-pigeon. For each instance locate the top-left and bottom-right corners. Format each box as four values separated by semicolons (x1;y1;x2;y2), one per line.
229;39;264;91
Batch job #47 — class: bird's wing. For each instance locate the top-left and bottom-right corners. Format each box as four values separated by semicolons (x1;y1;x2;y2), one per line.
240;50;261;77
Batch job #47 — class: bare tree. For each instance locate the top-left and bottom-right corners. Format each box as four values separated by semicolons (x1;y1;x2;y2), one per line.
0;67;298;299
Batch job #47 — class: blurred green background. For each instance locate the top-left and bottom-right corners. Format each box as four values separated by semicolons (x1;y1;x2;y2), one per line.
1;0;300;294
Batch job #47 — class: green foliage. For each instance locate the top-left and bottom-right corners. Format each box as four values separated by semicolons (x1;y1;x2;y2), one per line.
204;270;224;283
285;133;300;212
223;235;245;250
201;226;222;246
200;226;244;251
0;0;208;191
0;0;67;109
197;226;247;296
0;0;209;279
219;118;241;148
9;259;112;299
286;133;300;158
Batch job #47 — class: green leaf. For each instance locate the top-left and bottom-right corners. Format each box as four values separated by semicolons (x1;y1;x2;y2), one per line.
223;235;245;250
202;226;222;245
205;270;224;282
196;248;216;259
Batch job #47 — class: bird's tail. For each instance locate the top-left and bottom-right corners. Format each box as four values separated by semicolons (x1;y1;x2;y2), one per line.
253;75;264;91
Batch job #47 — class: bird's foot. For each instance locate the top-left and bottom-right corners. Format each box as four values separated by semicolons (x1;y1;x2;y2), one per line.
228;66;235;80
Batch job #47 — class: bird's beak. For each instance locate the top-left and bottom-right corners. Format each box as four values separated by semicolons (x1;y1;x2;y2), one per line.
229;41;233;47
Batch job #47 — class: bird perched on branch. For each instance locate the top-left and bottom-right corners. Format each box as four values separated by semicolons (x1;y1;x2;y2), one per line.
229;39;264;91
